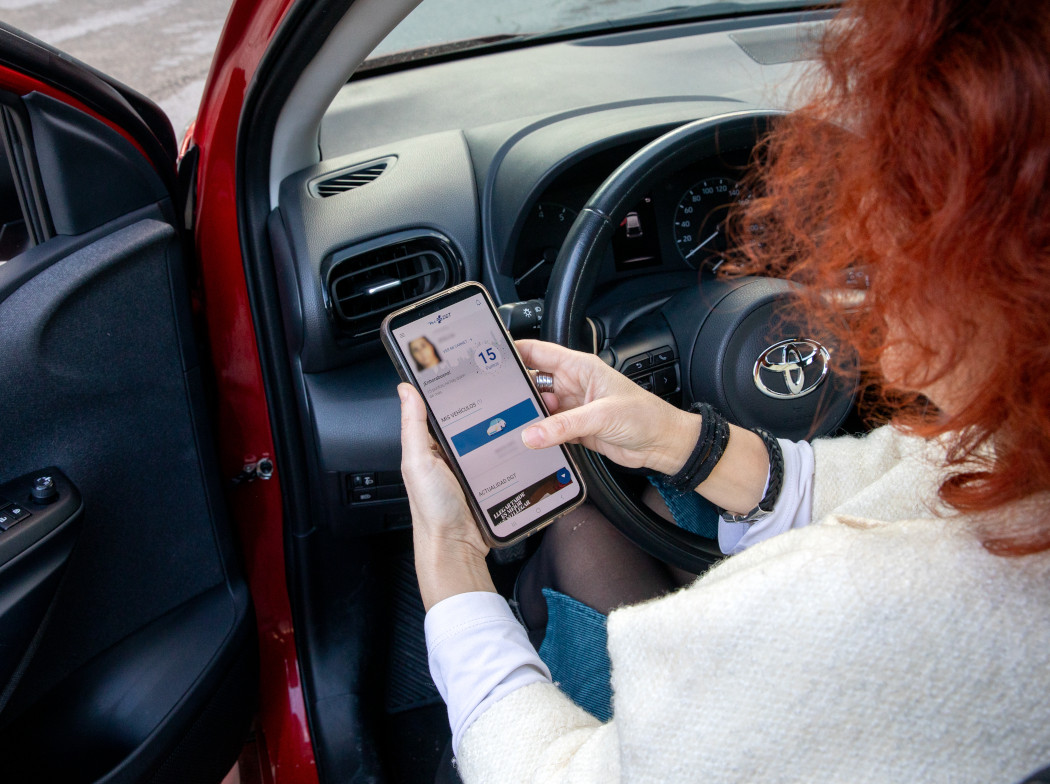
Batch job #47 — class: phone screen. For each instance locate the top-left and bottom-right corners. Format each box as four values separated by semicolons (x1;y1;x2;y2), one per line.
390;288;583;541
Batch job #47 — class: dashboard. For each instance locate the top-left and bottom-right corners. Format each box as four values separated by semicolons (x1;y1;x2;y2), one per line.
269;9;828;534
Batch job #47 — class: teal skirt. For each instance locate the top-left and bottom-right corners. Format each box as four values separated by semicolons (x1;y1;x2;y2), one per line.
538;481;718;720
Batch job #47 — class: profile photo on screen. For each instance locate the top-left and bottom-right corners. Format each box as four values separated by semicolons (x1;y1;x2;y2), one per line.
408;335;442;371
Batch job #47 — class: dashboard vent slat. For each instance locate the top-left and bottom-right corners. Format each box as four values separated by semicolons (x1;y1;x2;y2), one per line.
311;156;395;198
325;235;462;340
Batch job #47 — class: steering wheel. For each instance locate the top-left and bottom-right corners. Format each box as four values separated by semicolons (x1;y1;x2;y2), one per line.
541;111;858;573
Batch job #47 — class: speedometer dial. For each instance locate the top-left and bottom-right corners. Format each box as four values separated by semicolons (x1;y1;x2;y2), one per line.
673;177;748;270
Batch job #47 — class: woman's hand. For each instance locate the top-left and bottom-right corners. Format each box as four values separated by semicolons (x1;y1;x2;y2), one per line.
516;339;700;476
518;340;770;514
399;383;495;610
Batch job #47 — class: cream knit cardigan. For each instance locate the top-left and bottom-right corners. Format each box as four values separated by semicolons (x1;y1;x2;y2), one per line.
457;427;1050;783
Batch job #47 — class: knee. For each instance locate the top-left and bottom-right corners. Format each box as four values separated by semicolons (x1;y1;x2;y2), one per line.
542;503;615;550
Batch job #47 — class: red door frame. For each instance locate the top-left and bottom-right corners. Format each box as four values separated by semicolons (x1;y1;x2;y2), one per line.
190;0;317;781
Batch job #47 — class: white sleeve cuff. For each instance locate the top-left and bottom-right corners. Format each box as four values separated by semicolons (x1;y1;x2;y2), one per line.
718;438;815;554
425;591;552;754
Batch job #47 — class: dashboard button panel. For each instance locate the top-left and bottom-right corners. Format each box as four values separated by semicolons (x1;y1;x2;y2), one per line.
635;375;655;393
621;344;679;404
346;471;409;509
623;354;652;374
653;366;679;396
651;346;675;365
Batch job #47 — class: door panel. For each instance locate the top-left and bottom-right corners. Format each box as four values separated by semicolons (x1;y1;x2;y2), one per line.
0;62;255;784
0;217;225;681
0;468;81;692
5;584;254;783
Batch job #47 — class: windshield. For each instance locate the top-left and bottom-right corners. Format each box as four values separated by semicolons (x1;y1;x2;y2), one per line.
369;0;820;64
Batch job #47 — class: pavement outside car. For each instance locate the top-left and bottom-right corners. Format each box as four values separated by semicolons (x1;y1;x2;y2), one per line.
1;0;234;138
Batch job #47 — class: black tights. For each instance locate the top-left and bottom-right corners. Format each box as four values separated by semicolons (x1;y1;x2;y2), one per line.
515;502;698;647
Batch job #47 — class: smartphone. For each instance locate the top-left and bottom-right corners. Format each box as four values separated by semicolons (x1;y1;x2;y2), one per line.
381;282;586;548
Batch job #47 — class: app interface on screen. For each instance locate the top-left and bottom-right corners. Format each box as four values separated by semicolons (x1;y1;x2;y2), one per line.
395;293;578;537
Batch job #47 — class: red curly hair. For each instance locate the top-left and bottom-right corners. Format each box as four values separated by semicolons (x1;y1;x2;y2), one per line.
734;0;1050;554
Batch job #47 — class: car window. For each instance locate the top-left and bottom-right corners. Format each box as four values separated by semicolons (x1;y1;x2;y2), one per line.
369;0;816;63
1;0;234;137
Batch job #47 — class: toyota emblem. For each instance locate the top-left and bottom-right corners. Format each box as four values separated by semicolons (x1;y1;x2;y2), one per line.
753;338;831;399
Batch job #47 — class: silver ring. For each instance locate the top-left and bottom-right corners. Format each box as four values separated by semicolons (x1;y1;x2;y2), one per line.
530;370;554;393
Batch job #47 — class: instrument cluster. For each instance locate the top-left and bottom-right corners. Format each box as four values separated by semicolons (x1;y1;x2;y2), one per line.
510;146;755;300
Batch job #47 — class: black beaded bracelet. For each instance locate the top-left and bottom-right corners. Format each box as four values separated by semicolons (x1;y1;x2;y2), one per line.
664;402;731;492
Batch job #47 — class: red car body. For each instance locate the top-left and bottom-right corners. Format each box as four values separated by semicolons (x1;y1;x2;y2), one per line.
189;0;316;780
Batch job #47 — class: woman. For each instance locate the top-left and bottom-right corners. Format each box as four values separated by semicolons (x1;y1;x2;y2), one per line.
409;335;443;371
400;0;1050;780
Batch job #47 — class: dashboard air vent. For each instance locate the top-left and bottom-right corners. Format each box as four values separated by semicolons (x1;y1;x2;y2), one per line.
311;156;395;198
326;234;461;339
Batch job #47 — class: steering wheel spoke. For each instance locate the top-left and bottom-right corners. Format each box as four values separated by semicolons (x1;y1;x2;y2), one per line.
604;318;683;406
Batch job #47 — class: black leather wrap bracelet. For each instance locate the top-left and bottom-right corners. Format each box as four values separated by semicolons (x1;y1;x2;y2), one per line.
663;402;730;492
660;402;786;525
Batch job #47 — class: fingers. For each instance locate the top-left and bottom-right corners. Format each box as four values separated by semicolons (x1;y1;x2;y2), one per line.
399;383;435;469
522;403;601;449
516;339;581;374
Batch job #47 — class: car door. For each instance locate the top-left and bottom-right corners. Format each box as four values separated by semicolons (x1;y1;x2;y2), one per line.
0;23;257;784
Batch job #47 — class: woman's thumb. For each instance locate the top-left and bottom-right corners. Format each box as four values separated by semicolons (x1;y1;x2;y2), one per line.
399;383;432;466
